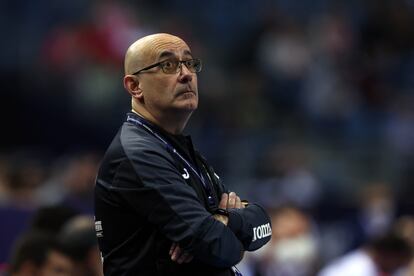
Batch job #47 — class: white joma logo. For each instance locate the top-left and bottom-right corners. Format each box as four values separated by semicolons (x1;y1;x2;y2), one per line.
182;168;190;179
252;223;272;242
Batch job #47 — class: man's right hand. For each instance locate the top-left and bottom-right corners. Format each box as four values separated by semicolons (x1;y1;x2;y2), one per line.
213;192;244;225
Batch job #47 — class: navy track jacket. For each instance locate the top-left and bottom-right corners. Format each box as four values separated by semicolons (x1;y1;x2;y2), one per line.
94;112;271;275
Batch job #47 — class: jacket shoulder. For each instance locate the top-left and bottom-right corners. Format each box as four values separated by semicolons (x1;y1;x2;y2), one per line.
119;122;163;151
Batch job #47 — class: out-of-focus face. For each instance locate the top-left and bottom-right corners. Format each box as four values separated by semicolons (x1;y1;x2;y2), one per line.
135;35;198;116
272;207;309;240
38;250;73;276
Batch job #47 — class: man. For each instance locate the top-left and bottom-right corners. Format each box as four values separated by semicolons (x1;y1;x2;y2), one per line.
7;231;73;276
94;33;272;275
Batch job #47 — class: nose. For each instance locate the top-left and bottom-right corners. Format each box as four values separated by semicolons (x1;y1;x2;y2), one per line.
177;63;193;83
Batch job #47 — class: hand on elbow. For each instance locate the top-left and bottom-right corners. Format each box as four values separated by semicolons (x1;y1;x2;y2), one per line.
169;243;194;264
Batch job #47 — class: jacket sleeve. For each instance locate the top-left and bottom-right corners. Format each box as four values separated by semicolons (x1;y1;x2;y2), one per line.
117;131;244;268
226;203;272;251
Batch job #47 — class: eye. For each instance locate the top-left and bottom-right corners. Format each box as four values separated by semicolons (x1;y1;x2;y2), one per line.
187;59;201;72
162;60;177;70
185;60;195;67
163;61;173;68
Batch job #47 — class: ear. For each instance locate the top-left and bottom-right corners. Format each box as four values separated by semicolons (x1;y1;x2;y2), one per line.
123;75;143;100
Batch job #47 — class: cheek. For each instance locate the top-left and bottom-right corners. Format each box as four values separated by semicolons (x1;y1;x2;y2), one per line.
143;78;171;99
154;76;176;93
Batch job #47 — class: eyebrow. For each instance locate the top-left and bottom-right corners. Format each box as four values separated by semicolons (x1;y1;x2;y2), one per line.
158;50;193;60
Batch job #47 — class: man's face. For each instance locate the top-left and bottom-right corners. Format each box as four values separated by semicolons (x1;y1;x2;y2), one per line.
37;250;73;276
137;38;198;116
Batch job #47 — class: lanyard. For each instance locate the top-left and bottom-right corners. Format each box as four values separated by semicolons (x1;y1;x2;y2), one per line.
126;114;216;207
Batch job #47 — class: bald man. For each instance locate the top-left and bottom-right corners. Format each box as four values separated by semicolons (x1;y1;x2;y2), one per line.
94;33;271;276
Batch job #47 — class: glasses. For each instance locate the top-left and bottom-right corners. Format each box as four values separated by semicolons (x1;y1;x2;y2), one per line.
132;58;202;75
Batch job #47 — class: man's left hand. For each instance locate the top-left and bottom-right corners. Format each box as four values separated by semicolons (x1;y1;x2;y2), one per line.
170;242;193;264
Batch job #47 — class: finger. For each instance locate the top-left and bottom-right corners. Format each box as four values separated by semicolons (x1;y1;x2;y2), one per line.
171;245;182;261
169;243;177;255
218;193;228;209
228;192;236;209
235;196;243;209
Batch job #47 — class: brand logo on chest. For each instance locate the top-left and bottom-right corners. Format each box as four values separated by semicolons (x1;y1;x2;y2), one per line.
182;168;190;179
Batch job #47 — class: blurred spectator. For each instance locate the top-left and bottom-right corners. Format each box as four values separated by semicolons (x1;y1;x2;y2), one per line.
1;153;47;208
385;95;414;155
0;157;8;204
249;205;320;276
394;216;414;276
252;142;321;210
318;230;412;276
59;215;103;276
6;231;73;276
257;19;311;112
300;13;359;140
317;182;397;263
0;205;78;265
0;154;48;263
36;153;100;214
356;183;396;240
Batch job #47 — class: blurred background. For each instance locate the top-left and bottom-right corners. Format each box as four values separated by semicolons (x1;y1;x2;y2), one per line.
1;0;414;275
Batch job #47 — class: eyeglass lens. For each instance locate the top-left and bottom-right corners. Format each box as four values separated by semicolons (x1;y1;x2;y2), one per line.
161;59;201;74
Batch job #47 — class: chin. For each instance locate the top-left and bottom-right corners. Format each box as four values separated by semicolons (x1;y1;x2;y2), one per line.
184;101;198;111
176;96;198;111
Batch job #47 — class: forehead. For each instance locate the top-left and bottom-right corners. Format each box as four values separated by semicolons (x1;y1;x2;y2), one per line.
144;37;192;61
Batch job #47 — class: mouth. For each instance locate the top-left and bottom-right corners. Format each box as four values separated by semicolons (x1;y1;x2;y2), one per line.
177;90;196;97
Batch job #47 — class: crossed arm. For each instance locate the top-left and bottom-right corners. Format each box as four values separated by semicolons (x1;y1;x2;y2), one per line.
122;139;271;267
170;192;245;264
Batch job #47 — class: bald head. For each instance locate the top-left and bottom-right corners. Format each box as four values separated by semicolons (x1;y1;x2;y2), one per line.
124;33;189;75
123;33;198;134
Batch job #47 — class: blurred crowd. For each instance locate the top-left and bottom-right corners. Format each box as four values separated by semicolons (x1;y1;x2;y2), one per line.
1;0;414;275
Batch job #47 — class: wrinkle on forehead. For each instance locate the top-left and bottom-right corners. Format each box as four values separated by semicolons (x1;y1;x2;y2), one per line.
124;33;190;75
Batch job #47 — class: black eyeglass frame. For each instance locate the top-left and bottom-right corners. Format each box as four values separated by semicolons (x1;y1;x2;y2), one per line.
131;58;202;75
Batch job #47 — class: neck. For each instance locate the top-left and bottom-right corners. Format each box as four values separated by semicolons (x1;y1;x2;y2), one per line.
131;103;191;135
